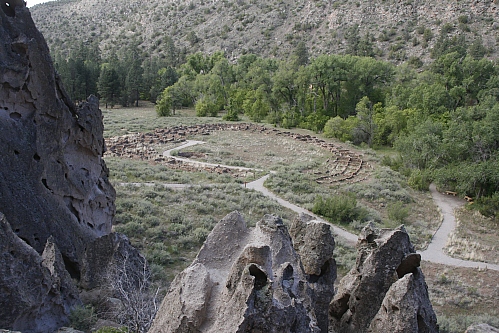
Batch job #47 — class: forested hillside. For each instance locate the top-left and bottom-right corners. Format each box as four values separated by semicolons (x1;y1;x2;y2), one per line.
30;0;499;217
32;0;499;62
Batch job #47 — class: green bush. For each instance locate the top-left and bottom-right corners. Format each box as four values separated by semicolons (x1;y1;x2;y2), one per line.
94;327;128;333
312;194;367;225
195;97;219;117
474;192;499;219
69;305;97;331
408;169;432;191
387;201;409;223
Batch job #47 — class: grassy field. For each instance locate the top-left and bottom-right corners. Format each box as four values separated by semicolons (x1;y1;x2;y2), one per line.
102;102;219;138
103;103;499;332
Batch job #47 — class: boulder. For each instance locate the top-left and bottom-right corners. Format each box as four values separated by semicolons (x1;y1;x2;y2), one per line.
149;212;329;333
329;223;438;333
289;213;336;332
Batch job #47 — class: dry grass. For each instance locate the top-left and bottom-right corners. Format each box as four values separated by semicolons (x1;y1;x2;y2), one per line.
181;129;329;170
422;261;499;332
102;103;220;138
445;209;499;264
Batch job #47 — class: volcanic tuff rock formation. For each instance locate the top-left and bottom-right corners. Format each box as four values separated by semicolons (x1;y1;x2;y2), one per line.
149;212;334;333
289;213;336;333
0;2;142;331
149;213;438;333
329;223;438;333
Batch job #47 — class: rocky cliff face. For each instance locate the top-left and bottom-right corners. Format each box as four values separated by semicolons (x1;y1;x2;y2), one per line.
0;2;142;331
149;213;439;333
1;0;114;267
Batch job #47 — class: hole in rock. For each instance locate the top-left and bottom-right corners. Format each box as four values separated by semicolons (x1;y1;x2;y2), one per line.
366;233;376;243
87;223;94;229
248;264;267;291
62;254;81;280
14;228;19;233
64;197;80;222
33;153;41;161
9;112;21;119
392;305;400;312
283;264;294;281
396;253;421;278
14;150;19;155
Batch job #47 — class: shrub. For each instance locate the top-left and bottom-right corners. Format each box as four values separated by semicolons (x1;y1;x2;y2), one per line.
408;169;432;191
312;194;367;225
387;201;409;223
474;193;499;219
69;305;97;331
195;97;219;117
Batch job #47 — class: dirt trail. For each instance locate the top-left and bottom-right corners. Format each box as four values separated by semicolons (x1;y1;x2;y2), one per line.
158;141;499;271
163;140;263;172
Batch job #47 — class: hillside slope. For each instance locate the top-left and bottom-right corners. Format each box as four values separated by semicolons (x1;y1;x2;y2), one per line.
31;0;499;62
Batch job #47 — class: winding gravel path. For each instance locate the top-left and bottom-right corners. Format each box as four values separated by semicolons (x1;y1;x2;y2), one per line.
133;140;499;271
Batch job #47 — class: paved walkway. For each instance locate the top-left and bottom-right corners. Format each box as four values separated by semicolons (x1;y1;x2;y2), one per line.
246;175;358;244
150;140;499;271
418;184;499;271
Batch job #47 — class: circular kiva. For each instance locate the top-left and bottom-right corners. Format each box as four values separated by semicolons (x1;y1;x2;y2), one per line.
105;123;372;185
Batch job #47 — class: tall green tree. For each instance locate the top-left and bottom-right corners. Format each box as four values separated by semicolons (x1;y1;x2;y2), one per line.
97;63;120;108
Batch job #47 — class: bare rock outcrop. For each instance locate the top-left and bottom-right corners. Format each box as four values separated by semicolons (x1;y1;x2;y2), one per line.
329;223;438;333
149;212;331;333
80;232;147;290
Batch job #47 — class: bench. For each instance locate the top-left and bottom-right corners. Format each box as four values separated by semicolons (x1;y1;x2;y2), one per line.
445;191;458;196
